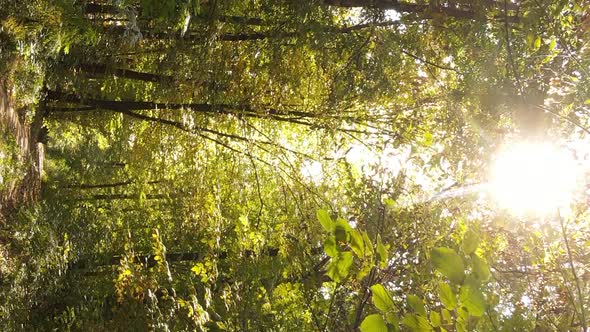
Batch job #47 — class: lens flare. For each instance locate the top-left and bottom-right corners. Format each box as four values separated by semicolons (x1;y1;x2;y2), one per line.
489;142;579;214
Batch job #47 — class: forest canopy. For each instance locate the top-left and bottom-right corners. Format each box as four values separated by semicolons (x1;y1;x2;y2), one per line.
1;0;590;331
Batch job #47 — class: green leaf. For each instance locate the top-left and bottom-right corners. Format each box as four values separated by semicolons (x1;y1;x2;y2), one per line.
402;314;433;331
441;308;451;322
438;282;457;310
549;37;557;51
386;311;399;325
461;229;479;254
360;314;388;332
363;231;374;258
350;230;365;257
457;306;469;321
326;263;340;282
377;235;388;268
459;277;486;317
423;131;434;147
384;198;396;208
324;236;338;258
326;251;353;282
317;210;332;232
429;311;441;327
337;251;354;278
526;33;534;47
357;261;372;280
431;247;465;284
471;254;491;281
456;320;467;332
407;295;426;316
534;36;542;50
334;218;351;242
371;284;395;312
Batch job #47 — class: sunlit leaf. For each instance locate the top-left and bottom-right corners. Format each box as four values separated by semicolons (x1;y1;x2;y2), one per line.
317;210;332;232
462;229;479;254
402;314;433;331
407;295;426;316
534;36;541;50
326;252;353;282
429;311;441;327
471;254;491;281
386;311;399;325
363;231;374;258
441;308;452;322
549;37;557;51
350;229;365;257
334;218;351;243
335;251;354;280
456;320;467;332
371;284;395;313
324;236;338;258
431;247;465;284
423;131;434;147
357;261;373;280
438;282;457;310
360;314;388;332
459;277;486;317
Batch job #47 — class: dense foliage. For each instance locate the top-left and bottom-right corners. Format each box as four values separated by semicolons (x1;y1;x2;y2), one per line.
1;0;590;331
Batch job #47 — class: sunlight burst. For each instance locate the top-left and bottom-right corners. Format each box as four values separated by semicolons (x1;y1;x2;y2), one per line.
489;142;579;214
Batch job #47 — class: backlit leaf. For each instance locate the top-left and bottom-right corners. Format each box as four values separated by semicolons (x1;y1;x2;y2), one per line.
402;314;433;331
431;247;465;284
471;254;491;281
360;314;388;332
534;36;542;49
429;311;441;327
407;295;426;316
371;284;395;313
317;210;332;232
438;282;457;310
462;229;479;254
350;229;364;257
459;277;486;317
324;236;338;258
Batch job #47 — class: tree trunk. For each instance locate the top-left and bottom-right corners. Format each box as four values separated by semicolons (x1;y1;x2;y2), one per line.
45;90;314;120
75;62;177;83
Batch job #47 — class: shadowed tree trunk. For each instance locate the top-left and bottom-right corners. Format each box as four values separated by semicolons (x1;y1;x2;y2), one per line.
74;63;178;83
